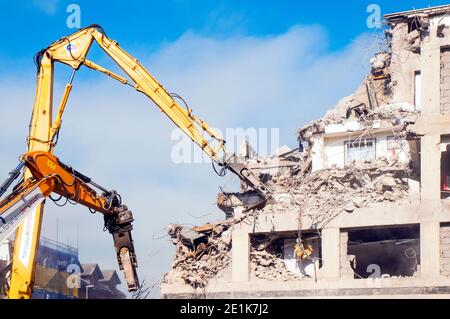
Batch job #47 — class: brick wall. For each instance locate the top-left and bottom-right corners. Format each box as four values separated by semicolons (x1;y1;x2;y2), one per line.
441;223;450;276
441;48;450;111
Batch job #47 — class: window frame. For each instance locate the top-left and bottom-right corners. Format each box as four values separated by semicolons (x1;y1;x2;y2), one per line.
344;137;377;165
387;135;402;150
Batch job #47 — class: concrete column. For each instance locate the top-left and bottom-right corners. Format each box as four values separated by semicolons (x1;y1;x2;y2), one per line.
420;28;441;115
232;229;249;283
311;134;325;172
321;228;341;279
420;221;441;277
420;134;441;203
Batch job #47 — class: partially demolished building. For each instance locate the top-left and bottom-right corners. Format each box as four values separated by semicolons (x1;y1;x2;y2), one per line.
161;5;450;298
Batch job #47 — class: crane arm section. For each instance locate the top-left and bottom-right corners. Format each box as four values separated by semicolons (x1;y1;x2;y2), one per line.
37;25;269;196
39;25;225;162
9;24;269;299
0;178;51;246
2;152;139;295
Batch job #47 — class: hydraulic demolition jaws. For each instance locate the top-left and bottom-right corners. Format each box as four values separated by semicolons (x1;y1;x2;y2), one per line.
0;152;139;292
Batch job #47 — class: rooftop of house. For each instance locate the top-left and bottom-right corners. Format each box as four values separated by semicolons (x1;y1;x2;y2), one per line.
80;263;104;279
99;269;121;285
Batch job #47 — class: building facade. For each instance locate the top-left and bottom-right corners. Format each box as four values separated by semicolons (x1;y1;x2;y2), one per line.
32;237;80;299
0;237;125;299
79;263;126;299
162;5;450;298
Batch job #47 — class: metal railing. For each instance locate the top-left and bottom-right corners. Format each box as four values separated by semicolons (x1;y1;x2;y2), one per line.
40;236;78;257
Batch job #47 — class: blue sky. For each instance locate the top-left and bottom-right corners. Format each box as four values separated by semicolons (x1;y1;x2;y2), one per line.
1;1;448;59
1;1;448;297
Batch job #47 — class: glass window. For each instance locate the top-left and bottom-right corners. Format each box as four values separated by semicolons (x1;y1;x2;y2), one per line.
345;138;376;164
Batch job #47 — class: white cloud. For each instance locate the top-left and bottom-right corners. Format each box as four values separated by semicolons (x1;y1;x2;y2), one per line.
0;25;375;297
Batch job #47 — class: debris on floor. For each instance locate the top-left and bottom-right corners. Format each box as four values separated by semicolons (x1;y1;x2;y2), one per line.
164;154;413;288
161;6;450;298
164;222;233;288
298;104;418;143
163;18;424;288
218;156;412;228
164;98;417;287
250;236;304;281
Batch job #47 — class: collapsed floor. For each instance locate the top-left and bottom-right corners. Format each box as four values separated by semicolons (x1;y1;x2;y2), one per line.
163;88;421;288
164;152;415;288
163;14;429;289
159;6;450;299
165;223;232;288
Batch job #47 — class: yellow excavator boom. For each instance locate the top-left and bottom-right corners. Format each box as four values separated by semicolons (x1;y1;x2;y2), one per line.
2;152;139;295
8;25;269;298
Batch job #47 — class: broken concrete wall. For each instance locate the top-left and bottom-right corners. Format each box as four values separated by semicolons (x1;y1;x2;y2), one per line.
250;235;302;281
183;157;414;287
388;21;422;107
318;131;411;171
299;104;418;167
297;11;430;177
164;223;232;288
441;223;450;276
388;13;450;110
340;231;355;280
298;89;418;174
441;48;450;112
163;6;450;296
258;158;411;228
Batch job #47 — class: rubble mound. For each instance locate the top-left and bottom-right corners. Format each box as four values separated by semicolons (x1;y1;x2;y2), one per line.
164;224;232;288
250;236;302;281
262;157;412;228
164;158;412;289
299;104;418;141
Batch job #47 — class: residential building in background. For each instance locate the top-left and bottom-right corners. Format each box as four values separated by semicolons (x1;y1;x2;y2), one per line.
0;237;125;299
80;263;126;299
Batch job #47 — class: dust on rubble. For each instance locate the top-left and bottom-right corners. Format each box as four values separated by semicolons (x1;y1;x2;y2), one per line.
163;155;412;288
262;157;412;228
163;29;422;288
164;223;232;289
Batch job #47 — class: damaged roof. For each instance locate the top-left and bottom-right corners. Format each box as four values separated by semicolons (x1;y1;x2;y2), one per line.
384;4;450;22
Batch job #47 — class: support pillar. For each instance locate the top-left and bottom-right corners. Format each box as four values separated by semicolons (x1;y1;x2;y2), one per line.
420;221;441;277
232;229;250;283
321;228;341;279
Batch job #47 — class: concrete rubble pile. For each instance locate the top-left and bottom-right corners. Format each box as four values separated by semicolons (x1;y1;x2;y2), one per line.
164;102;417;286
250;236;302;281
163;22;424;288
164;155;412;287
164;223;233;288
160;6;450;298
299;104;418;142
260;157;412;228
164;98;418;287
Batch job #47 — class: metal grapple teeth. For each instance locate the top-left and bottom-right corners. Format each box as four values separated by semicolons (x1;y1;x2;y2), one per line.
105;205;139;292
